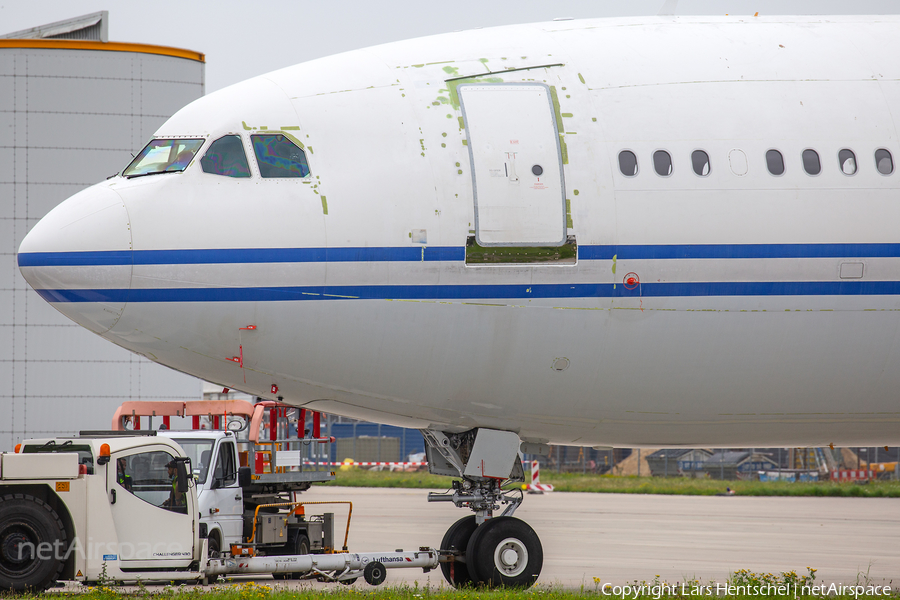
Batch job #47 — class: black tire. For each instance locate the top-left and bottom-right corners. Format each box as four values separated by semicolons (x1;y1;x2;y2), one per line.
363;561;386;586
440;515;478;587
465;517;542;588
0;493;68;592
206;534;220;584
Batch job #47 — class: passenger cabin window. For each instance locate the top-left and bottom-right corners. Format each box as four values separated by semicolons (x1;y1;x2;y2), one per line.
875;148;894;175
123;139;204;178
201;135;251;178
653;150;673;177
618;151;638;177
691;150;710;176
117;450;186;513
251;134;310;178
839;149;857;175
802;149;821;176
766;149;785;176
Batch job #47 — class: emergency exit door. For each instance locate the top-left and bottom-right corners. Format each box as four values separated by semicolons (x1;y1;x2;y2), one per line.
459;83;566;247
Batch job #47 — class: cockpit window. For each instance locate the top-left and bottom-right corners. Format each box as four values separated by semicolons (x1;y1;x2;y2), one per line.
251;134;310;178
123;138;204;178
201;135;251;178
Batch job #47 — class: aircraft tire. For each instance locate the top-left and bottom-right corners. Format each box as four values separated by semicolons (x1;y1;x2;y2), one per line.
0;493;67;592
439;515;478;587
465;516;542;588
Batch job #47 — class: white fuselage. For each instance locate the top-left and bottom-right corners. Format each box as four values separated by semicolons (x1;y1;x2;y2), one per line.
18;16;900;447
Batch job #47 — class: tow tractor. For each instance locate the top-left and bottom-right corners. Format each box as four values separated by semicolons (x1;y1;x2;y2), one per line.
0;430;438;591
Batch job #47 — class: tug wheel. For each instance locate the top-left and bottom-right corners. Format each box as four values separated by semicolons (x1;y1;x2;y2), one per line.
0;494;67;592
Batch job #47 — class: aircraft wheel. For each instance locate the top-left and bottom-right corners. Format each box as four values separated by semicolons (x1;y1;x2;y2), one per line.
439;515;478;587
465;517;542;588
0;493;67;592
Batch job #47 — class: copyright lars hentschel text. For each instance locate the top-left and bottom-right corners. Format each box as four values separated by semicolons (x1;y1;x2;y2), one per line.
600;583;894;599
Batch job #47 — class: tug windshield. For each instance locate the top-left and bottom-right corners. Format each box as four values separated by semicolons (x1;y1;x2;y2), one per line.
122;138;205;178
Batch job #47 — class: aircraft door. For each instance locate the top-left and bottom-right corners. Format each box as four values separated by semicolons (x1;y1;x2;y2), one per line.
459;83;566;247
108;448;195;567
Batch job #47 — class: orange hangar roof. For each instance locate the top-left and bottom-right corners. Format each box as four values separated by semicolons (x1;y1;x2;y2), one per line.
0;10;204;62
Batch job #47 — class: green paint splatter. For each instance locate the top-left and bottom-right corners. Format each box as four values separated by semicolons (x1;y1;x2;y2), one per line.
578;73;585;84
455;162;461;167
321;196;328;215
561;113;573;118
592;117;597;122
442;132;448;137
242;121;252;131
549;86;568;165
573;189;579;196
458;116;465;131
611;254;617;275
280;132;306;150
441;143;446;148
446;76;503;110
565;198;573;228
458;169;463;174
281;125;300;130
446;114;453;119
442;65;460;76
412;64;425;68
462;139;468;146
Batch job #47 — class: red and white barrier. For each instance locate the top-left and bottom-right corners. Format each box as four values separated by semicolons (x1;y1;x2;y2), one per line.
830;469;875;481
526;460;554;493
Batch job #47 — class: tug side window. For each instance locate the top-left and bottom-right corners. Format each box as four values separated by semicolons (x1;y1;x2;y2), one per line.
201;135;251;178
251;134;310;178
118;450;184;512
213;442;237;487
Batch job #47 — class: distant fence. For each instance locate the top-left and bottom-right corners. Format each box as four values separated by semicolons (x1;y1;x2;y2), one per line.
326;423;425;463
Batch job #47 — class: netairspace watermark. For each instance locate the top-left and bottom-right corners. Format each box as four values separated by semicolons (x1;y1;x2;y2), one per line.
15;538;192;561
600;583;895;599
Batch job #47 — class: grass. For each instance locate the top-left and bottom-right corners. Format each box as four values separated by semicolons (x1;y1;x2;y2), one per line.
22;573;900;599
319;468;900;497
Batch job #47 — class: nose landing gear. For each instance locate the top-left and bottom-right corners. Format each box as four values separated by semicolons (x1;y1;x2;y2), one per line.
421;428;543;588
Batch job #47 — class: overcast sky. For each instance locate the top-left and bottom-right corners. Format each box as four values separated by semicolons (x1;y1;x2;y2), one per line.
3;1;899;93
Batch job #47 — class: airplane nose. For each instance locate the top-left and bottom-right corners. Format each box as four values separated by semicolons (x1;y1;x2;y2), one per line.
18;184;133;334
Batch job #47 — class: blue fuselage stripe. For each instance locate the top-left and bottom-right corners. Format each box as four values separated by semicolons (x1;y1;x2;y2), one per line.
33;281;900;304
17;243;900;267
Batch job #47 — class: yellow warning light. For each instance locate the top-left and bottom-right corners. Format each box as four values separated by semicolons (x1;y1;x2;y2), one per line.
98;443;111;465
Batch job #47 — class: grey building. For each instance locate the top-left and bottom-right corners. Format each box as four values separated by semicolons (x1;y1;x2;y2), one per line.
1;12;205;450
702;451;779;480
646;449;712;477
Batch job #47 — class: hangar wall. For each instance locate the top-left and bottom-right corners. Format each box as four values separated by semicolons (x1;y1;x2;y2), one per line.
0;17;206;450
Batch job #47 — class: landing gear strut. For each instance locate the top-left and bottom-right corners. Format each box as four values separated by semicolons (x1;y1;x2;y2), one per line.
422;428;543;588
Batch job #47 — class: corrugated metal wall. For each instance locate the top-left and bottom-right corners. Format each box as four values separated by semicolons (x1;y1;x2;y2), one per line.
0;46;205;450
